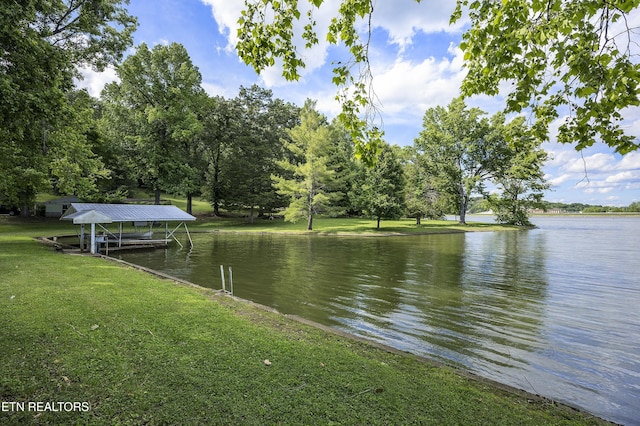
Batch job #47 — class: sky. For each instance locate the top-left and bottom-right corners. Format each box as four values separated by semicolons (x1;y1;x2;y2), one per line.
76;0;640;207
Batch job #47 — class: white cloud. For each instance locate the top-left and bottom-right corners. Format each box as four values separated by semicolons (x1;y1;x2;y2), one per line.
200;0;245;49
202;0;340;85
372;44;466;123
605;170;640;183
372;0;463;49
564;153;616;174
548;173;573;186
542;140;640;205
201;81;232;98
201;0;464;88
74;66;119;97
618;151;640;170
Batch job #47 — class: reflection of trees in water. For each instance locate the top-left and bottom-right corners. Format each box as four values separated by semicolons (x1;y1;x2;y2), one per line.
125;232;547;372
454;231;548;369
268;236;411;326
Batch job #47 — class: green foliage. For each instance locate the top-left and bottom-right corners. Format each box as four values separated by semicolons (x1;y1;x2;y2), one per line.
101;42;204;203
200;96;240;216
401;146;448;223
488;117;550;226
453;0;640;154
352;144;406;228
237;0;382;165
0;0;136;213
536;201;640;213
237;0;640;159
48;90;111;200
273;100;343;230
219;85;300;222
414;98;512;224
415;99;549;225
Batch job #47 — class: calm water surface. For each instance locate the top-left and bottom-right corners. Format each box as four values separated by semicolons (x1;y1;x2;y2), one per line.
117;216;640;425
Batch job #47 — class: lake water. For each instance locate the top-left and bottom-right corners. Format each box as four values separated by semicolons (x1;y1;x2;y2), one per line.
116;216;640;425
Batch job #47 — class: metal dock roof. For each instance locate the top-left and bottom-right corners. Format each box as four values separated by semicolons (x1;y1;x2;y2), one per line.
61;203;196;223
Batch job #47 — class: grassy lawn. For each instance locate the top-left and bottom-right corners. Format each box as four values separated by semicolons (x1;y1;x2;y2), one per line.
0;217;605;425
189;215;518;235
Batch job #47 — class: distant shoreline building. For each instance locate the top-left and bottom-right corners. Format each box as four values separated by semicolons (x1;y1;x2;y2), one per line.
528;208;568;214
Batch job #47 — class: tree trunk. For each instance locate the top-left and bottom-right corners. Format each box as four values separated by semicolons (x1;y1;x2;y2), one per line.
458;185;467;225
154;188;161;205
377;216;381;229
186;194;193;215
307;188;314;230
212;144;221;216
249;206;255;224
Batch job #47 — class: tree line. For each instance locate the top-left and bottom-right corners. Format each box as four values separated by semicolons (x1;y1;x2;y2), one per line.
5;41;549;227
541;201;640;213
1;2;549;226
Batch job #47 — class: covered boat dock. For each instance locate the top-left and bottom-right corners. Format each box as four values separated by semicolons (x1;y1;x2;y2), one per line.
61;203;196;254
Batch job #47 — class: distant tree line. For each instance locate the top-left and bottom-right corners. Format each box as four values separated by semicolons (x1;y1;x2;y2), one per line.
541;201;640;213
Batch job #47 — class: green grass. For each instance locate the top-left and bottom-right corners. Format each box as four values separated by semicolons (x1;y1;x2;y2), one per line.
0;218;605;425
161;195;215;216
190;216;519;235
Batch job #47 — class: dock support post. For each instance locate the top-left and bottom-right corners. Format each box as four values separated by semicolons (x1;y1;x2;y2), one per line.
90;223;96;254
220;265;226;293
80;224;85;251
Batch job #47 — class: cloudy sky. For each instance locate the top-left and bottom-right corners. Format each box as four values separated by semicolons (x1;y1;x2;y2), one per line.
77;0;640;206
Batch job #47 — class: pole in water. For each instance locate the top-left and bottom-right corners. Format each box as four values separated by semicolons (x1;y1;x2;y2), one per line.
229;266;233;295
220;265;226;293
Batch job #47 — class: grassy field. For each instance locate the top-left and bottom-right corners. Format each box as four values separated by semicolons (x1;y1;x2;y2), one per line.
0;216;607;425
189;215;518;235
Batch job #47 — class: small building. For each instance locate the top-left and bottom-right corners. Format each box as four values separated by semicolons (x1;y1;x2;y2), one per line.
43;196;82;217
60;203;196;254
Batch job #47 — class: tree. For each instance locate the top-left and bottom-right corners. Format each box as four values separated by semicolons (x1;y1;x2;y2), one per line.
352;144;405;229
415;98;511;225
0;0;136;214
326;118;360;216
222;85;299;223
201;96;240;216
48;90;111;200
453;0;640;154
273;100;340;230
401;147;446;224
488;118;550;226
236;0;639;157
102;42;204;205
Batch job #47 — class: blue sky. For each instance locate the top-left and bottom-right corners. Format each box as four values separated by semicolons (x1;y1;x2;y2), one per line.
76;0;640;206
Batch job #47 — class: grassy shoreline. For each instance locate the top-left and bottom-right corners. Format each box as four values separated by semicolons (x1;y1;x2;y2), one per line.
189;216;522;235
1;217;609;424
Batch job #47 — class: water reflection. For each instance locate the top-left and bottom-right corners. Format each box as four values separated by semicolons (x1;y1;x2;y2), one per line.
117;217;640;425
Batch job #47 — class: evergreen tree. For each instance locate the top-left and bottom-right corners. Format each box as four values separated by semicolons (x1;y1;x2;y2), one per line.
222;85;299;222
353;144;406;229
273;100;339;230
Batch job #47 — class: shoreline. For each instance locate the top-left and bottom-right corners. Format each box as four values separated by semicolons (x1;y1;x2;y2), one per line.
99;250;608;424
